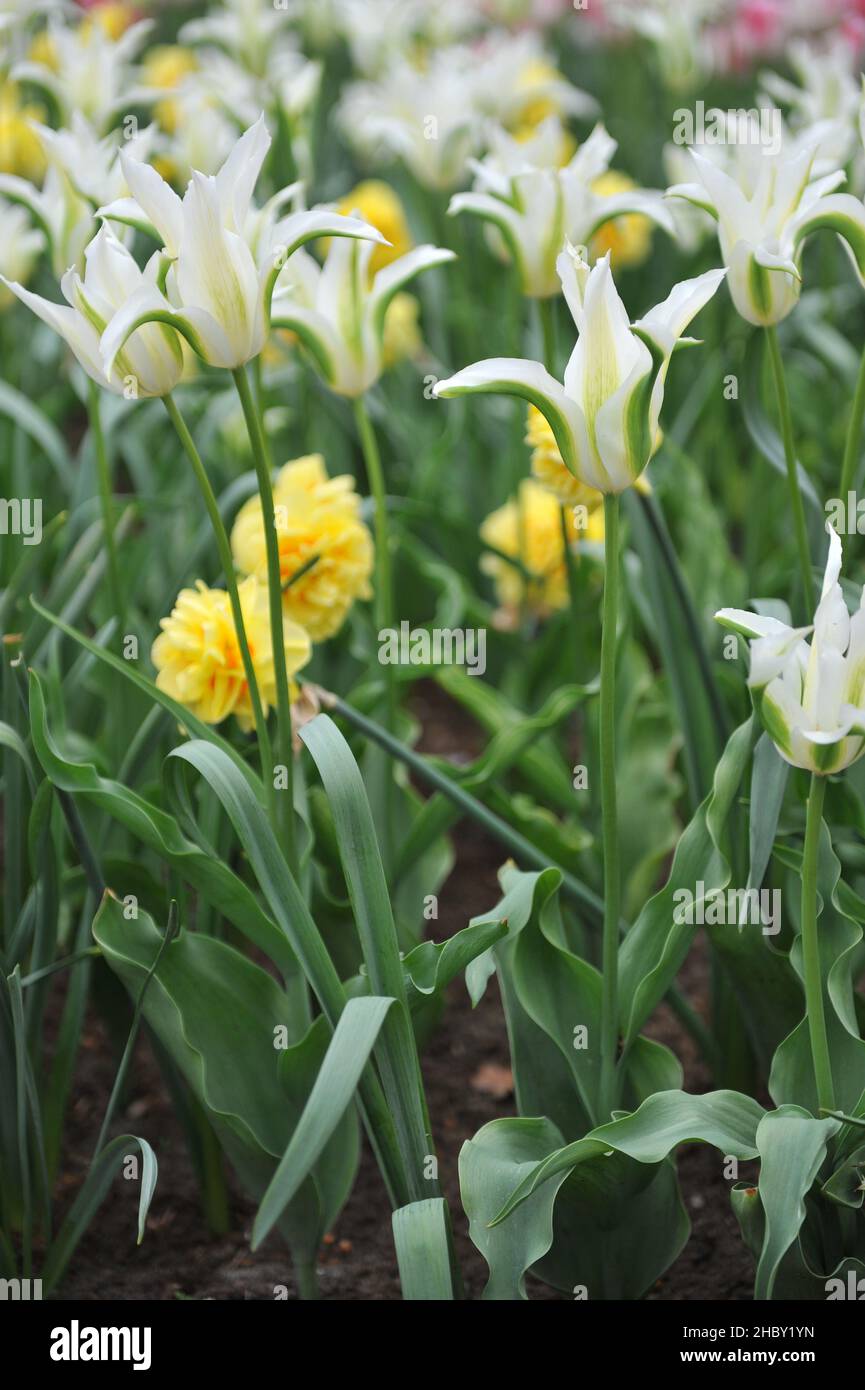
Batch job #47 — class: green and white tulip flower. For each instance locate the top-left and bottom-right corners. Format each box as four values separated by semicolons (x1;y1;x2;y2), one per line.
0;224;184;398
0;199;43;306
98;118;387;371
717;527;865;775
270;235;455;397
0;116;156;276
433;245;725;493
11;17;158;132
449;120;673;299
667;138;865;327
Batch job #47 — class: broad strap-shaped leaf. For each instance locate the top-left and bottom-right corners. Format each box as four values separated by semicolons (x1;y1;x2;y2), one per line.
253;996;396;1249
459;1117;570;1300
491;1088;765;1225
391;1198;457;1301
753;1108;841;1301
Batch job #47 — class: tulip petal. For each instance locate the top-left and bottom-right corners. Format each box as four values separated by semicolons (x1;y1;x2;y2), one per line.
433;357;586;481
370;244;456;341
790;192;865;287
715;608;797;641
118;152;184;257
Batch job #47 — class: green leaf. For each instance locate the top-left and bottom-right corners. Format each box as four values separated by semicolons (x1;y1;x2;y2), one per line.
753;1108;841;1301
253;996;395;1249
164;738;409;1209
491;1088;765;1225
391;1198;456;1300
459;1117;570;1300
0;379;73;488
28;672;294;977
618;717;756;1050
42;1134;157;1292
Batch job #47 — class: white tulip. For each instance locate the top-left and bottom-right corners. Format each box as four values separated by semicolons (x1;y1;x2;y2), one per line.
450;120;674;298
667;135;865;326
0;114;155;277
0;225;184;398
0;199;43;306
717;527;865;775
434;245;725;493
11;17;157;131
270;236;454;397
98;118;387;371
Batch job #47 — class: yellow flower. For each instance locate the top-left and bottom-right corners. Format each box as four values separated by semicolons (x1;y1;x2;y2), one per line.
510;59;568;139
526;406;604;511
526;404;652;504
28;31;58;72
152;576;310;730
382;292;421;367
143;45;199;135
480;479;602;621
589;171;653;270
0;87;46;181
231;455;374;642
336;180;412;277
85;3;138;41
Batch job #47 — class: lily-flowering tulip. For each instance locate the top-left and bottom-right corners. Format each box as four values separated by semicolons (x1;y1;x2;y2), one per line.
12;17;157;131
0;117;156;276
270;235;454;397
433;246;725;493
450;120;673;298
0;224;184;398
98;117;387;371
667;136;865;326
716;527;865;775
0;199;43;309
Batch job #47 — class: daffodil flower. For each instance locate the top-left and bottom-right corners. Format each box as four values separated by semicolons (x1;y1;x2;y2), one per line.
434;246;725;493
270;234;455;397
0;224;184;398
717;527;865;775
667;138;865;326
450;120;674;298
98;117;387;371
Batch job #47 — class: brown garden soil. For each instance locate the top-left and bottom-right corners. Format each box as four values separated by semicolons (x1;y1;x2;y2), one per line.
51;682;757;1302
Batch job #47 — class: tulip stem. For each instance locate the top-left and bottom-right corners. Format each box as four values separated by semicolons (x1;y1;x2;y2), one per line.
232;365;297;874
353;393;396;864
87;381;125;629
801;773;836;1115
839;337;865;500
764;327;813;616
598;492;621;1120
163;393;275;823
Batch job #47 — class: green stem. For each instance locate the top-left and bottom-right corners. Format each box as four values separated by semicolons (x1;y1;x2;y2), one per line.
353;394;396;859
232;365;297;874
163;394;276;825
764;327;812;617
839;337;865;499
598;493;621;1119
801;774;835;1114
293;1254;320;1301
87;381;125;627
538;296;557;376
